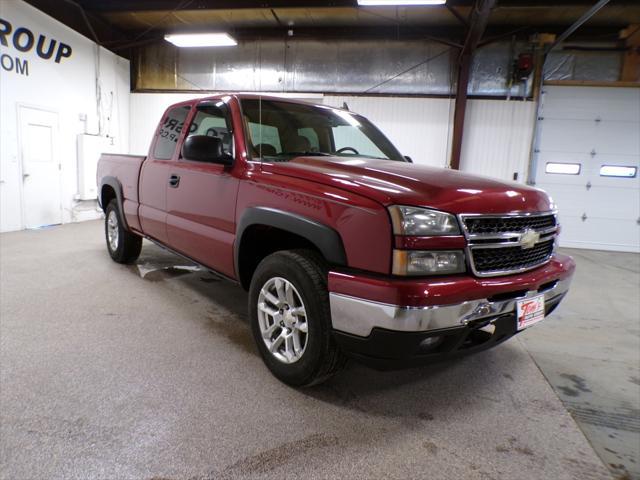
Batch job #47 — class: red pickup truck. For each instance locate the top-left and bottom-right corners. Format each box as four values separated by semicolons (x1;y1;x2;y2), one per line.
97;94;575;386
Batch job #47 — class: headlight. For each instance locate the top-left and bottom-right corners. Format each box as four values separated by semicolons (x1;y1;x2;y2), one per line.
393;250;466;276
388;206;460;236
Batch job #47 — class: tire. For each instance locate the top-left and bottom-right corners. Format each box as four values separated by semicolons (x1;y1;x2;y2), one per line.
248;250;346;387
104;199;142;264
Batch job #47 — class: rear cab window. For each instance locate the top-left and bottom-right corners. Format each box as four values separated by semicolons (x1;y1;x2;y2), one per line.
154;105;191;159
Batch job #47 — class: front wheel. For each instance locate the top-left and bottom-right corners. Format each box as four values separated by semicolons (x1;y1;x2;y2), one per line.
248;250;345;387
104;199;142;264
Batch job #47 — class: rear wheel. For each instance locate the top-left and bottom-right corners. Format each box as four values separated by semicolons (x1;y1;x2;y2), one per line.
248;250;345;387
104;199;142;264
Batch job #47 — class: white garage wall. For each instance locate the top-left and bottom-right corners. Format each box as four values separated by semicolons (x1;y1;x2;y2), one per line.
459;99;536;182
0;0;130;232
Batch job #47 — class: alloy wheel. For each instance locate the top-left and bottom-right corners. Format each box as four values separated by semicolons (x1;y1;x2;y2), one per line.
107;210;119;252
257;277;309;364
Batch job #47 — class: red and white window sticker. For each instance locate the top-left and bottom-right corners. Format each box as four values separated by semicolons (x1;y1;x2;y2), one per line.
516;295;546;330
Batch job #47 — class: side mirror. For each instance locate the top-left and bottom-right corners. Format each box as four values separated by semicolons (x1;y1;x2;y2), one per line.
404;155;413;163
182;135;233;165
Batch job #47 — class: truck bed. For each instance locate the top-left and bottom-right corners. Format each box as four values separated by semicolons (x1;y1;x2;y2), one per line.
97;154;145;205
97;153;146;234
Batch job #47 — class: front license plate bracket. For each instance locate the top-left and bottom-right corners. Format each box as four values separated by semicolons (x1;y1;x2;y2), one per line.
516;294;545;331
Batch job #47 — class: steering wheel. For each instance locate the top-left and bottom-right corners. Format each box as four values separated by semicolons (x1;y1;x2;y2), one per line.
334;146;359;155
205;128;218;137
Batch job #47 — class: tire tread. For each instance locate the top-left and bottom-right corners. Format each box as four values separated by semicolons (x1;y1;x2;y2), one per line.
249;249;346;387
105;199;142;264
287;249;346;386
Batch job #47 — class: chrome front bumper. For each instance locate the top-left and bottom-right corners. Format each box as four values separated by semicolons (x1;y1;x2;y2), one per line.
329;276;571;338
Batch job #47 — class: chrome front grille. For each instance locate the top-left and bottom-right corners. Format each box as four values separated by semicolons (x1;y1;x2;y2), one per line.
464;214;556;235
472;239;555;273
460;212;558;277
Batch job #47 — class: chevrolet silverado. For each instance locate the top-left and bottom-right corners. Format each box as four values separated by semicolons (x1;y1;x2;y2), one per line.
97;94;575;386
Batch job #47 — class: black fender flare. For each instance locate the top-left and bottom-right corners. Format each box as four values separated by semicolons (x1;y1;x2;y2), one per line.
99;176;130;231
235;207;347;274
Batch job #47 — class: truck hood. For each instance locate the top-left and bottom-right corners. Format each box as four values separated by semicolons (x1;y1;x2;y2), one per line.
262;156;552;214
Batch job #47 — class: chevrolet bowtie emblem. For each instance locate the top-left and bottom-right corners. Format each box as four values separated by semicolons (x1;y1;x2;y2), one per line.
520;229;540;249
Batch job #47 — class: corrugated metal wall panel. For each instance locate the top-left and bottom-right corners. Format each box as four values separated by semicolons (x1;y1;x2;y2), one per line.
459;100;536;182
323;95;454;168
134;39;539;96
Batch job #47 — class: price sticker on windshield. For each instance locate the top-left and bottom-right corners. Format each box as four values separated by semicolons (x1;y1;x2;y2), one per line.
516;295;545;331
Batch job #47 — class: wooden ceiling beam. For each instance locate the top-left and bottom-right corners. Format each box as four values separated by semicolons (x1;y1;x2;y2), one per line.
75;0;635;13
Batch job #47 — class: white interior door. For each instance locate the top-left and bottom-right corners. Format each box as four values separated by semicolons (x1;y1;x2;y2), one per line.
534;86;640;253
18;106;62;229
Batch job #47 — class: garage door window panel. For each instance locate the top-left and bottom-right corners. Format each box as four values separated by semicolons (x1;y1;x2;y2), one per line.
545;162;581;175
599;165;637;178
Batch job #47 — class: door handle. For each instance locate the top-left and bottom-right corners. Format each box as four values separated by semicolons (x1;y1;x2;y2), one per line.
169;174;180;188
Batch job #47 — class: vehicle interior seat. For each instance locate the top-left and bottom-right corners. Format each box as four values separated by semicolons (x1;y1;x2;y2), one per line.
255;143;277;156
289;135;311;153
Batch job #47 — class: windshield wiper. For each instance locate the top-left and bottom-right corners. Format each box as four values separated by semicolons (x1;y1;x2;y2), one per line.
276;151;331;157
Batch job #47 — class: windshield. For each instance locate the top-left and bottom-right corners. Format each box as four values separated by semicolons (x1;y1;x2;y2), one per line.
241;99;405;162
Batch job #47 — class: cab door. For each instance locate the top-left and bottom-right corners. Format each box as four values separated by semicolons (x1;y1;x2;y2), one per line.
139;104;191;244
165;100;240;277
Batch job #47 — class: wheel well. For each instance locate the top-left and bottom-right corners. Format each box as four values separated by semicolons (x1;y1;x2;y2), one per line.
101;185;116;212
237;225;322;290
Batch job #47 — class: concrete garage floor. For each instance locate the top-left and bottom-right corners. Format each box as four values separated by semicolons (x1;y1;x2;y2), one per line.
0;221;636;480
520;249;640;479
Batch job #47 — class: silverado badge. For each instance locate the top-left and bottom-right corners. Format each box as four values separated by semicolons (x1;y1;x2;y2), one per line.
520;229;540;249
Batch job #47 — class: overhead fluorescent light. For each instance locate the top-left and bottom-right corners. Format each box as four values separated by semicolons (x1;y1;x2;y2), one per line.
164;33;237;48
357;0;446;5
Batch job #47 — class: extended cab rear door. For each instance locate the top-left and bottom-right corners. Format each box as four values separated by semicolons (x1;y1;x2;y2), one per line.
165;100;240;278
139;103;191;244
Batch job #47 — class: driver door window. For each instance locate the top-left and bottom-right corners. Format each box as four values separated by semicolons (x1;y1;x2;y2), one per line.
185;105;233;159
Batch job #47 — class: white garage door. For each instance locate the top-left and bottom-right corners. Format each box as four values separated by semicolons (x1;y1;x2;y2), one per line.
534;86;640;253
